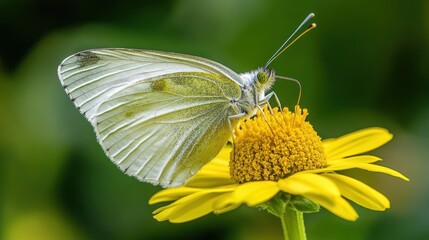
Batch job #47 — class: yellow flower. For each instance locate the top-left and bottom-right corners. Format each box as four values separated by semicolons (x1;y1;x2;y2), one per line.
149;106;408;223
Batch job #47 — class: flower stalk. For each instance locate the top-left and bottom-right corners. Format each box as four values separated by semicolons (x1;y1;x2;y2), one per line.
260;193;315;240
281;207;306;240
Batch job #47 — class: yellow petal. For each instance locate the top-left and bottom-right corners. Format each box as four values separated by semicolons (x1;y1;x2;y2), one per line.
302;193;358;221
213;181;279;211
192;147;230;176
195;162;230;177
327;155;381;165
149;185;236;204
185;175;236;188
355;164;409;181
278;173;340;196
149;187;201;204
278;173;358;221
184;146;234;188
152;201;179;215
304;155;382;174
323;173;390;210
153;192;226;223
323;128;392;159
214;202;241;214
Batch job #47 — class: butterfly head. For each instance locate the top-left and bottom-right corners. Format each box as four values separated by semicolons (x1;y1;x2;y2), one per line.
256;68;276;93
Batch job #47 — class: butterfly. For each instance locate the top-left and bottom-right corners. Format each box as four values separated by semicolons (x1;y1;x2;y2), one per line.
57;14;315;187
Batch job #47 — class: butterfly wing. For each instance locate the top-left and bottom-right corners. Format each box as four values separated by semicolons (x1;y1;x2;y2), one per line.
58;48;244;126
58;48;243;187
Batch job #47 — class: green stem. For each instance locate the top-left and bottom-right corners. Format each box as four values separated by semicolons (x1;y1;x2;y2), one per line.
280;207;306;240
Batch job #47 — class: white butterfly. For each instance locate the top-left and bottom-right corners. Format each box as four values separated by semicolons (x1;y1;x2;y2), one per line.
57;14;315;187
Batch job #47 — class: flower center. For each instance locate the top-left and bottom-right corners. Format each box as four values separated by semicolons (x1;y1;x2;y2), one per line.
230;106;326;183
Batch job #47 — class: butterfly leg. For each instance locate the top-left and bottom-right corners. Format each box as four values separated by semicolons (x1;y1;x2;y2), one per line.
259;91;276;113
254;87;279;124
272;92;283;112
255;105;277;135
227;112;246;153
258;92;283;126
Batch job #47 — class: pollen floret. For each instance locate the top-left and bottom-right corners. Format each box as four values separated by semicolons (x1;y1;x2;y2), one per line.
230;106;326;183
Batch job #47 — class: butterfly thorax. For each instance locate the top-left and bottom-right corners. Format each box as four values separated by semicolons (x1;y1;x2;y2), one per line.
236;68;276;117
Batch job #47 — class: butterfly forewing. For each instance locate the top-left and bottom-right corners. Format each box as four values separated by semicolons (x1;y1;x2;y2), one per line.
58;48;244;126
58;48;244;187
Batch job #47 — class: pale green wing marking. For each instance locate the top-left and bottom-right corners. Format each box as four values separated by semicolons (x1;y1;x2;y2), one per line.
95;72;242;187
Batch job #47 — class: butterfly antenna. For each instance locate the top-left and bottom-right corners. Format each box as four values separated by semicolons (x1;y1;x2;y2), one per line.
264;13;316;69
276;75;302;107
276;75;302;127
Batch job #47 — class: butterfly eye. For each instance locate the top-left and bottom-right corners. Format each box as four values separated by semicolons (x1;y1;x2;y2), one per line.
257;71;268;84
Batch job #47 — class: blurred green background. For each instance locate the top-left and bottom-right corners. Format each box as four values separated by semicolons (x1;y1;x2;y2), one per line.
1;0;427;239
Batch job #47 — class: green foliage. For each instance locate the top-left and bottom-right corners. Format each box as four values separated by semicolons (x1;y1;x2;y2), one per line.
290;196;320;214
